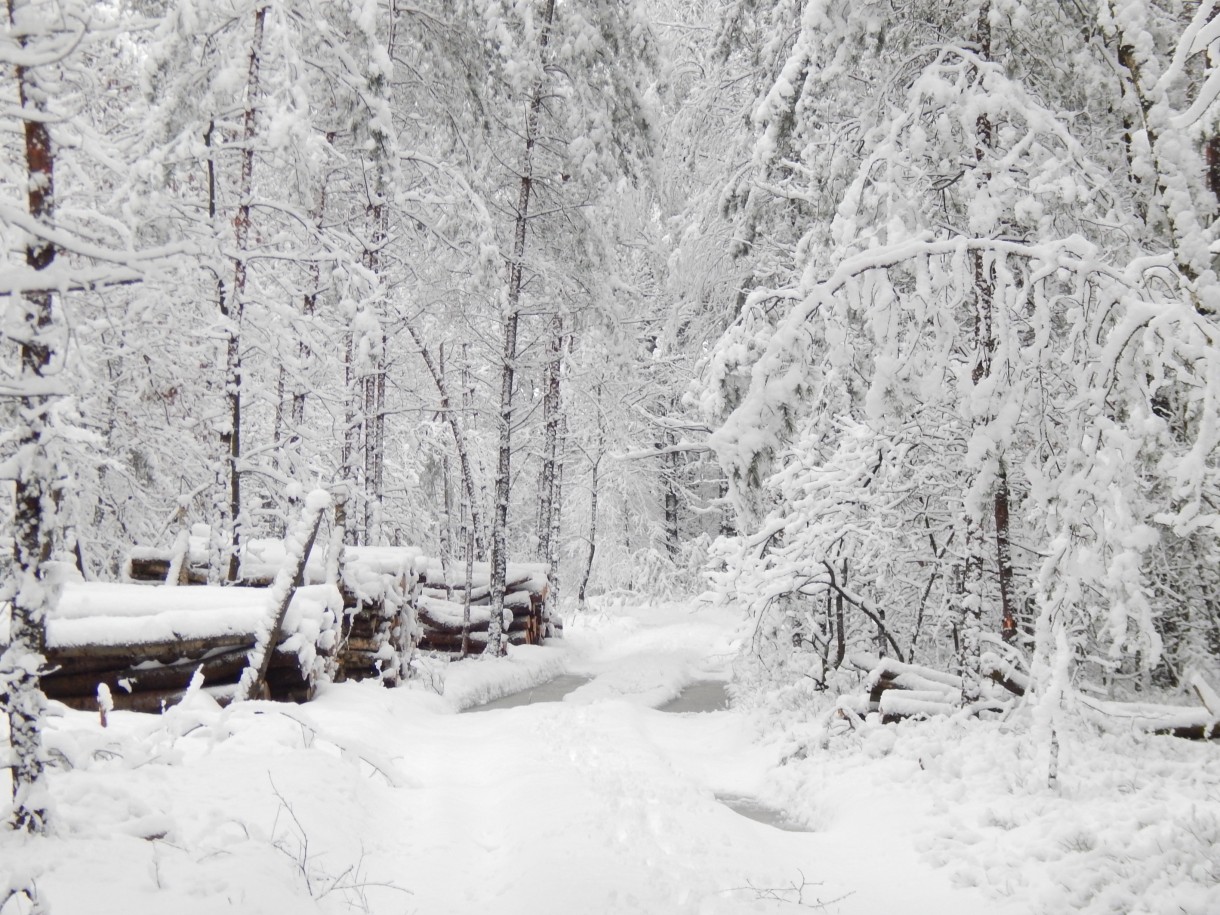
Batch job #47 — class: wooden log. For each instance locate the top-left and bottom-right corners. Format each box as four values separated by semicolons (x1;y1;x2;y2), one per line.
849;652;963;690
1190;674;1220;717
52;684;237;714
856;654;1217;740
342;636;389;654
44;645;305;699
416;615;532;637
878;692;958;720
265;661;312;692
342;606;402;640
416;600;530;635
47;634;256;665
53;677;315;713
126;555;210;585
338;650;394;681
1077;694;1220;740
1161;722;1220;740
417;630;529;651
127;555;171;582
42;648;247;697
416;569;533;598
985;666;1029;697
503;591;533;611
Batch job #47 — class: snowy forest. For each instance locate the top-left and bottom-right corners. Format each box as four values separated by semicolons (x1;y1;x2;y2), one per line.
3;0;1220;913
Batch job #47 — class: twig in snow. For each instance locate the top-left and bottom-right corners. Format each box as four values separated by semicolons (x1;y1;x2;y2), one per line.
721;871;853;908
266;779;411;912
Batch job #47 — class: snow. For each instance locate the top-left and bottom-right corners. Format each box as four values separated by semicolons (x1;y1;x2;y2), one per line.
3;600;1218;914
46;581;339;649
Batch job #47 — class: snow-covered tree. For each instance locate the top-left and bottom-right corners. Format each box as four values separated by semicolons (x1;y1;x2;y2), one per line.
699;0;1220;734
1;0;153;830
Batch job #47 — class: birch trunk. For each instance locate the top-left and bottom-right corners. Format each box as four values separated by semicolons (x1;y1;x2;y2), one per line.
537;318;565;626
577;389;605;612
536;314;564;562
341;329;363;546
663;437;680;559
546;413;567;627
488;0;558;657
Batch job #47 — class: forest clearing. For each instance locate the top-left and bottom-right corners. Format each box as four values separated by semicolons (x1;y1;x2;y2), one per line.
5;0;1220;912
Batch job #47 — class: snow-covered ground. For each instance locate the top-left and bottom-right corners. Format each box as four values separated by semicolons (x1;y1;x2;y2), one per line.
3;599;1217;914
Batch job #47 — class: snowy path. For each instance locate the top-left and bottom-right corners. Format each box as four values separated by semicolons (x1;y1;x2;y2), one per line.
267;604;1026;914
2;603;1030;915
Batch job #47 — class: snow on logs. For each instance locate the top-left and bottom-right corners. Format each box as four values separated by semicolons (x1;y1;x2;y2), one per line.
108;538;552;710
43;581;340;712
839;652;1220;740
333;547;417;683
120;541;419;687
412;561;550;654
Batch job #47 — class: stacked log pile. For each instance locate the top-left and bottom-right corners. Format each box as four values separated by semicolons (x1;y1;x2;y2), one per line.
413;562;549;655
43;581;340;712
335;546;420;684
838;652;1220;739
124;538;419;685
105;536;555;707
44;642;315;713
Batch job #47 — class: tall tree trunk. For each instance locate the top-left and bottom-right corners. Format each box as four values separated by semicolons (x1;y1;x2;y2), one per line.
545;413;567;630
204;120;230;584
461;526;475;657
359;202;386;544
341;329;364;546
438;345;456;601
459;344;473;558
718;477;735;539
283;134;333;480
488;0;558;657
3;0;56;831
537;316;565;628
663;437;680;560
536;314;565;561
358;5;396;546
219;4;267;581
958;0;1014;700
995;461;1017;643
363;336;387;543
833;559;846;669
578;386;605;612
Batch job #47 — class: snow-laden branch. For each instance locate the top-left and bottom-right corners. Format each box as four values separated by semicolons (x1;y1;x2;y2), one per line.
0;201;196;268
0;378;71;399
712;233;1137;480
0;264;141;296
610;442;711;462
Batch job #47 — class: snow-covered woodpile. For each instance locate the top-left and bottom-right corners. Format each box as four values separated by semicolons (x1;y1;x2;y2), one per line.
414;561;550;654
336;546;418;682
837;653;1220;740
122;534;419;687
43;581;341;712
40;523;556;715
